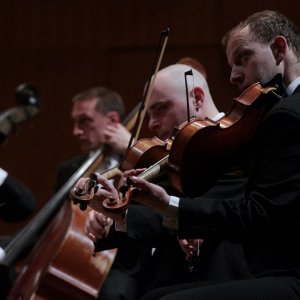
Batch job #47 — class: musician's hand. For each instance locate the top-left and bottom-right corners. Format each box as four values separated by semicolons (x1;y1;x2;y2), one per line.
85;210;113;242
104;123;132;155
126;172;171;213
178;239;204;257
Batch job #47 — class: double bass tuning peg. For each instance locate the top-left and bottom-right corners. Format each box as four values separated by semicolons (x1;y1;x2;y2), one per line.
14;83;40;107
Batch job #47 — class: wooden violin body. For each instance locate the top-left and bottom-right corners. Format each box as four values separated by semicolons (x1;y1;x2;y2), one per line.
168;82;281;196
70;136;171;214
120;136;170;171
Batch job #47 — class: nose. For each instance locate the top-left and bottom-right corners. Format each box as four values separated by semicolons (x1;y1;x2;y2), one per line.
148;116;160;132
73;123;83;137
230;66;244;87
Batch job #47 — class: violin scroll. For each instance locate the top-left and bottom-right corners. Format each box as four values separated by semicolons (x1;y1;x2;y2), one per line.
70;173;98;211
102;155;170;214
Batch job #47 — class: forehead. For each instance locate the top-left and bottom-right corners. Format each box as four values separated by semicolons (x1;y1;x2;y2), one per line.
226;27;254;59
147;84;180;113
73;98;97;110
72;98;98;116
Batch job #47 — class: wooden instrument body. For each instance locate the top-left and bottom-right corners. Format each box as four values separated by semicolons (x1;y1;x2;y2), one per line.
8;201;116;299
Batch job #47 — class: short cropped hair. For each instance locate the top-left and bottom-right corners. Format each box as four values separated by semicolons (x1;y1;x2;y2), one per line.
72;86;125;120
222;10;300;59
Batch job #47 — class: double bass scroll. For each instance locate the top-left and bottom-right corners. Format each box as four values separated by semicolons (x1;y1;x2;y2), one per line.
0;83;40;144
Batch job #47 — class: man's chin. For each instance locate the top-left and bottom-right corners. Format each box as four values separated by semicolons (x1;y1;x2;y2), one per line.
158;133;170;141
239;83;255;92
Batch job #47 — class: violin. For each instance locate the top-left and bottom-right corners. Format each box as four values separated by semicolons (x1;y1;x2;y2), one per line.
76;78;283;214
0;83;40;143
70;136;171;212
70;28;171;213
168;80;282;196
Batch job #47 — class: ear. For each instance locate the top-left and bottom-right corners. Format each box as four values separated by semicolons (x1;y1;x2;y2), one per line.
192;87;204;111
271;36;288;65
106;111;121;124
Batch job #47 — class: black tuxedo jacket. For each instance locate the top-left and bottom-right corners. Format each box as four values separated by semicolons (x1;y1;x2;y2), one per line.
96;172;252;292
0;174;36;222
178;86;300;278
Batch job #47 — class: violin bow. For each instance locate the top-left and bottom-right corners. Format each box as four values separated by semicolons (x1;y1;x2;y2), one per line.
125;28;170;154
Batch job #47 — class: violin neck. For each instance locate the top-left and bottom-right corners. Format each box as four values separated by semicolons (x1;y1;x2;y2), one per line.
139;155;169;182
102;167;123;180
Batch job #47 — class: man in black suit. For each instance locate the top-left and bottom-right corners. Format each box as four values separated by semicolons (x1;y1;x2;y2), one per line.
114;10;300;300
80;64;252;295
56;86;144;300
0;167;36;224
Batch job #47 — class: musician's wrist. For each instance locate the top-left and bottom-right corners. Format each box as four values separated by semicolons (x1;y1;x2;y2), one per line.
0;167;8;185
114;210;128;232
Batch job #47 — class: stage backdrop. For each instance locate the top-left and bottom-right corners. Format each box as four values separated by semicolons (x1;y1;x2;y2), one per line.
0;0;297;234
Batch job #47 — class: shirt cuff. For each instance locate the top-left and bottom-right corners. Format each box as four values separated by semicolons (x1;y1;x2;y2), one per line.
0;168;8;186
163;195;179;229
114;210;128;232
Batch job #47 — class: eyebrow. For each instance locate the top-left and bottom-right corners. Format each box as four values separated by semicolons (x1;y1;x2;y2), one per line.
148;99;170;112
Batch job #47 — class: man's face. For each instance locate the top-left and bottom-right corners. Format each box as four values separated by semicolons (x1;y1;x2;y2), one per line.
147;83;189;140
226;26;279;91
71;98;109;153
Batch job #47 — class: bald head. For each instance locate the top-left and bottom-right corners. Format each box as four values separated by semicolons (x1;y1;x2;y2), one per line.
147;64;218;140
153;64;208;98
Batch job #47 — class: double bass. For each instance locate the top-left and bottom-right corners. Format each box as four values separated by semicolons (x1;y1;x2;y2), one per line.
4;103;139;300
6;28;171;300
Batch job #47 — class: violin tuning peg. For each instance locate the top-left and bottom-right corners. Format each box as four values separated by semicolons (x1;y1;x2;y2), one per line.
74;187;84;197
72;199;78;205
90;173;98;180
79;202;88;211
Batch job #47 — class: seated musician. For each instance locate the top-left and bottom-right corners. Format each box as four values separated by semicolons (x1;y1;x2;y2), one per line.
74;64;250;297
79;10;300;300
56;86;141;300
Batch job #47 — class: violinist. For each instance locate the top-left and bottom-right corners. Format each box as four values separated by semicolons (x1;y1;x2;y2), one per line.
55;86;143;300
81;64;250;295
110;10;300;300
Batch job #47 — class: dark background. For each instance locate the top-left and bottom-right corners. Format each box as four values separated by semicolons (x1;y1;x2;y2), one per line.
0;0;296;234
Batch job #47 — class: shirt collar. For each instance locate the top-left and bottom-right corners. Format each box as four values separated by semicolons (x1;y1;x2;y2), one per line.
212;112;225;121
286;77;300;96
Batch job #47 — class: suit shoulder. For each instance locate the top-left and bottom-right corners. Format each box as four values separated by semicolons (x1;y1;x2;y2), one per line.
59;154;88;170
